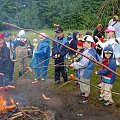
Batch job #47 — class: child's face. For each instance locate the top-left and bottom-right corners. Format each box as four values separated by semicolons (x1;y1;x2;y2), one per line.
83;41;92;48
106;31;114;37
104;53;112;59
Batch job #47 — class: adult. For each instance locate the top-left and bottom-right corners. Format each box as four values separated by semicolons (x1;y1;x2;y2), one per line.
52;27;69;84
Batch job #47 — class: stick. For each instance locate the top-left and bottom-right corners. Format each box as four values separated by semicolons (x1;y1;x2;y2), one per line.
1;22;120;77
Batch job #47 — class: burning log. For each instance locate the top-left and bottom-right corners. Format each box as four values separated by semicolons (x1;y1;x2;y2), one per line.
0;96;17;114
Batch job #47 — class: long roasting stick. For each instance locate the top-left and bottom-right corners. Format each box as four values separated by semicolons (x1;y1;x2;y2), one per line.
1;22;120;77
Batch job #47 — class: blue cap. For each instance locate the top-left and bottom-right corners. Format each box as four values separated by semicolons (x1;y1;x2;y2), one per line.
3;32;10;37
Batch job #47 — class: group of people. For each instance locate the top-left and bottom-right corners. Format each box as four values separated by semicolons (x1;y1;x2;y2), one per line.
0;15;120;106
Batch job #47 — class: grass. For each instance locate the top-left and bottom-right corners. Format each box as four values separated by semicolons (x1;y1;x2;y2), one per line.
7;29;120;113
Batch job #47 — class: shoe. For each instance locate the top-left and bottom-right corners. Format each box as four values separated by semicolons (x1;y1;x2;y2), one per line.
19;72;22;77
97;96;104;101
55;80;60;85
7;85;15;89
102;100;113;106
32;79;38;84
41;78;45;81
97;83;102;88
79;92;85;97
79;97;89;104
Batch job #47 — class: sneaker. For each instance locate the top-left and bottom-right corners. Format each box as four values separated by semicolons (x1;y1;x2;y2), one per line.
32;79;38;84
102;100;113;106
97;83;102;88
55;80;60;85
19;72;22;77
97;96;104;101
79;97;89;104
41;78;45;81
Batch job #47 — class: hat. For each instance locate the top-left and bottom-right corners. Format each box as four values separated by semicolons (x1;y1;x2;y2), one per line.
39;33;47;38
103;45;113;54
82;35;94;43
67;32;72;36
55;27;63;33
0;33;4;39
104;50;113;54
18;30;25;38
105;26;116;33
77;41;83;47
3;32;10;37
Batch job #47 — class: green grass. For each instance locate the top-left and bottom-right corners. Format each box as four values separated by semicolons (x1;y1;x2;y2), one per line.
8;29;120;113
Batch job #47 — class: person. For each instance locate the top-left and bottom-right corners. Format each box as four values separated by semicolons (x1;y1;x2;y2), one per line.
96;26;120;66
30;33;50;83
70;35;99;103
52;27;69;85
14;30;29;76
93;24;105;43
108;15;120;38
0;33;13;90
95;45;116;106
66;32;73;59
69;32;79;58
108;15;120;66
32;38;38;57
3;32;16;84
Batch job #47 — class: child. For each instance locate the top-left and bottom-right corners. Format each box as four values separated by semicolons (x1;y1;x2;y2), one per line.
96;26;120;66
0;33;13;90
95;45;116;106
30;33;50;83
70;35;99;103
32;39;38;57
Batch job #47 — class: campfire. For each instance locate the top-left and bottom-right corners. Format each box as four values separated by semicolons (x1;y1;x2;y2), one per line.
0;96;56;120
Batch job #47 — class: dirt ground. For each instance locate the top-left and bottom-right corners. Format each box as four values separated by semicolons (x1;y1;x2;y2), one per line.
1;77;120;120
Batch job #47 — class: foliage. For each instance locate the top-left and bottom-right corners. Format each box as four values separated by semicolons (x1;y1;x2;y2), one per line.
0;0;120;30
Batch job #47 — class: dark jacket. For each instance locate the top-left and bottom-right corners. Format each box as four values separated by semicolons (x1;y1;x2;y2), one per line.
52;37;69;58
0;44;10;74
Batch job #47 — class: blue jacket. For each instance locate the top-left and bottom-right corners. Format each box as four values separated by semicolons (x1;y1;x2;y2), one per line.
30;38;50;79
73;47;99;79
52;37;69;58
97;45;116;84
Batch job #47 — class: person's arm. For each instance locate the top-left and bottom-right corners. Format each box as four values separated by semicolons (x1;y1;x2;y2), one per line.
72;56;90;69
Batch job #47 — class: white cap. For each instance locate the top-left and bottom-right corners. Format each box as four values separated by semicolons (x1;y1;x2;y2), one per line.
18;30;25;38
39;33;47;38
82;35;94;43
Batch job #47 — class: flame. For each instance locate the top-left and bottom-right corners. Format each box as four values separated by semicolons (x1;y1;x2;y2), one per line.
0;96;17;113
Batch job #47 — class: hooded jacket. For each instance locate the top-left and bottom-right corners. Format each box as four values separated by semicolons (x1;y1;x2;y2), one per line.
97;45;116;84
73;47;99;79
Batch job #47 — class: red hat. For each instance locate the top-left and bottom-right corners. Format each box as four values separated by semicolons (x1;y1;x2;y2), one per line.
77;41;83;47
0;33;4;39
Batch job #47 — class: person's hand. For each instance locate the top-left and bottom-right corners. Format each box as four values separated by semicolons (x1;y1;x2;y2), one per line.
70;63;74;68
54;54;58;58
94;36;99;41
57;54;60;58
95;71;98;75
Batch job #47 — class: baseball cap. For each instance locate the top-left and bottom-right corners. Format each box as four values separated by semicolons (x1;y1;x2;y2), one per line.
55;27;63;33
82;35;94;43
105;26;116;33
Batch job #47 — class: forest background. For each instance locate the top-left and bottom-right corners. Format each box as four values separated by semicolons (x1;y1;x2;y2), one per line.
0;0;120;30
